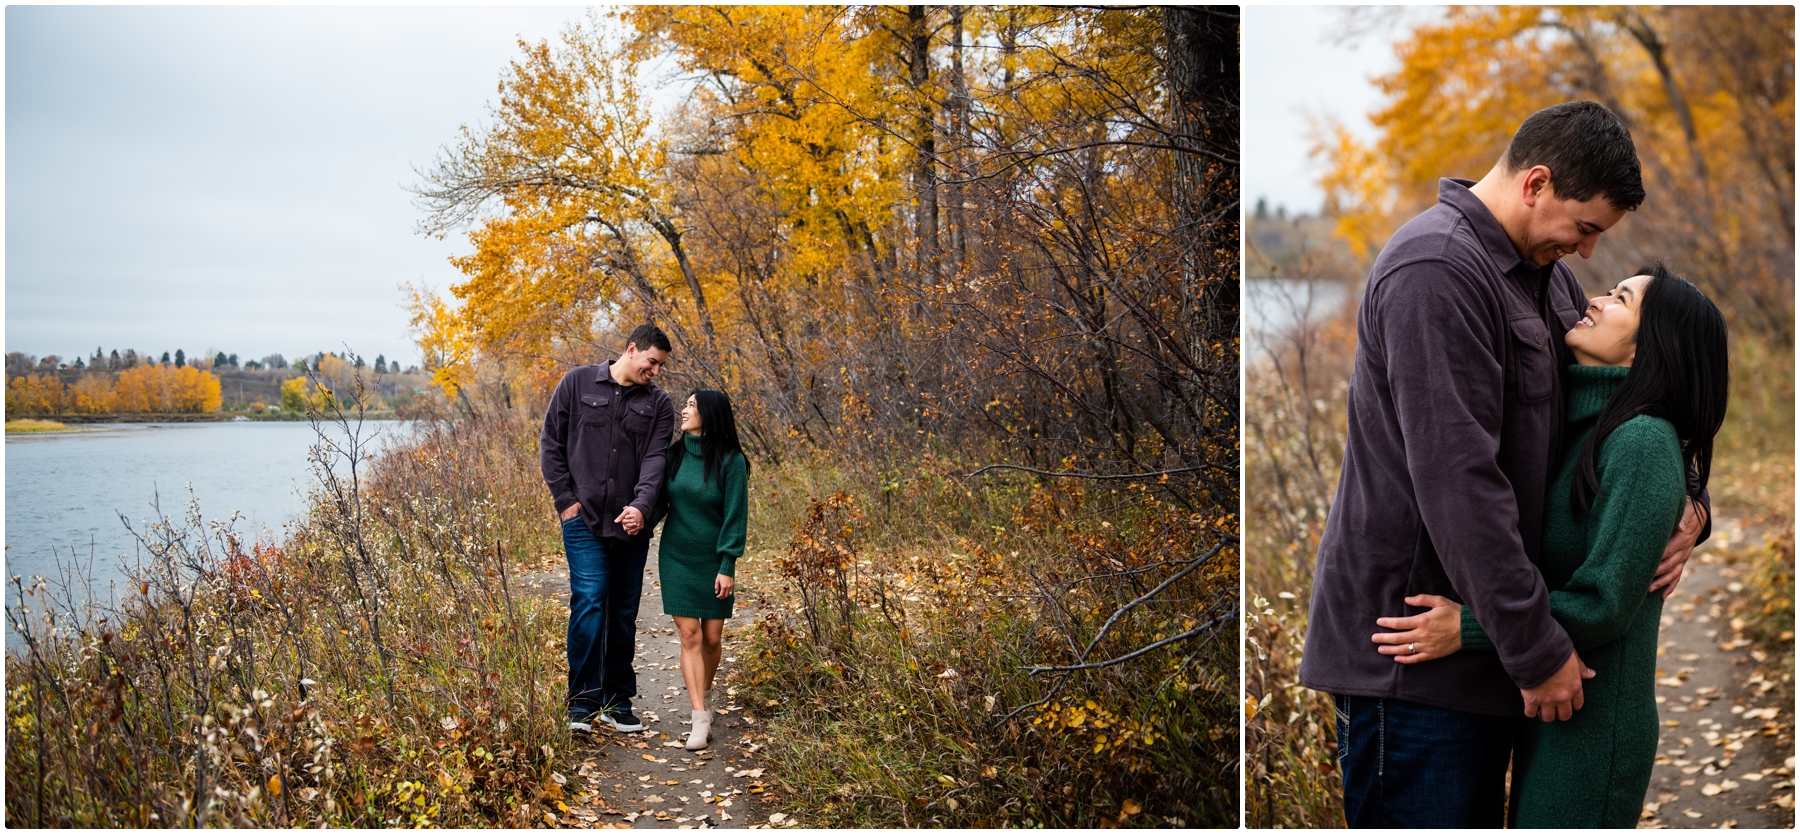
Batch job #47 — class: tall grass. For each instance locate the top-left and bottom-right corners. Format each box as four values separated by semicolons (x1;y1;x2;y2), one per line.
6;365;1238;827
5;385;576;827
1243;252;1358;827
731;444;1238;828
1714;334;1796;705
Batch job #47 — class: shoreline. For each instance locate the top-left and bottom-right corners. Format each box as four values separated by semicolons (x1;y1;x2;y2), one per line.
8;411;401;427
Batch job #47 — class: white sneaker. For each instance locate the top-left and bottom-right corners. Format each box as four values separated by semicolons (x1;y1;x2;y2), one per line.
570;716;594;733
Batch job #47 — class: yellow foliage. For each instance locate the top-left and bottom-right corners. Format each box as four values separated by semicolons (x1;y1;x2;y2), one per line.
110;364;221;413
6;374;68;418
407;288;475;397
69;375;114;415
279;376;336;412
1319;6;1793;333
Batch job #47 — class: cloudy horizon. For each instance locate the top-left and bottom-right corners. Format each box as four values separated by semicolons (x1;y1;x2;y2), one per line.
5;5;679;369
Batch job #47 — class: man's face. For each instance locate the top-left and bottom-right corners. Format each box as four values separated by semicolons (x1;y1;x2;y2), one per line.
615;343;669;385
1518;170;1629;267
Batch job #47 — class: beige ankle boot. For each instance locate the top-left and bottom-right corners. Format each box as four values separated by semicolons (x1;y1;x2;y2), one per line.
685;710;713;750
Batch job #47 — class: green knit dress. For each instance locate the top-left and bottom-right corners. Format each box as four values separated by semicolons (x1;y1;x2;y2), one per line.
651;434;748;620
1460;365;1686;828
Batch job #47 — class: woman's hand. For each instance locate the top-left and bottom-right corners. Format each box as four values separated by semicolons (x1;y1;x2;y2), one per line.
715;574;735;599
1371;594;1463;663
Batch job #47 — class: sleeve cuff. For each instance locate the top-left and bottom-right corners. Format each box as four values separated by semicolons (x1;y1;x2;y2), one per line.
1460;607;1496;652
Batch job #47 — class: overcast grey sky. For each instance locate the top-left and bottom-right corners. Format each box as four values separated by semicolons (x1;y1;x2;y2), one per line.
5;5;640;368
1243;6;1435;217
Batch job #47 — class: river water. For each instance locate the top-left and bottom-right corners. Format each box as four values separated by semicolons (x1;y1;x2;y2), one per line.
1245;277;1353;342
4;420;404;651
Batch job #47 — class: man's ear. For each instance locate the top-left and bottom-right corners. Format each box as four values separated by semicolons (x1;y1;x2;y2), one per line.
623;342;638;357
1520;165;1553;208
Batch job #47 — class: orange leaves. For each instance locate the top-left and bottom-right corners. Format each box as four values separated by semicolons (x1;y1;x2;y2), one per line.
406;287;476;398
109;363;222;413
5;373;70;417
1321;7;1795;336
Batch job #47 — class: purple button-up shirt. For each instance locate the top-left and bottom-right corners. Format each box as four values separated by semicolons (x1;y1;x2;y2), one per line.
1299;178;1589;716
540;361;676;541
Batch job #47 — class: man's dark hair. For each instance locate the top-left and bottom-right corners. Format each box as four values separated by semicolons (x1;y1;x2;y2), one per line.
1502;101;1645;212
624;323;672;353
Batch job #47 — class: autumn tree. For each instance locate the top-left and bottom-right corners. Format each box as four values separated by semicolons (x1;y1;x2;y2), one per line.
111;364;221;413
6;374;68;417
1321;6;1793;339
411;13;1237;801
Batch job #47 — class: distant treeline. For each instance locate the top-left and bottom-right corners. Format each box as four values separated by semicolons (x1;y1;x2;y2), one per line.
7;348;418;376
4;348;433;418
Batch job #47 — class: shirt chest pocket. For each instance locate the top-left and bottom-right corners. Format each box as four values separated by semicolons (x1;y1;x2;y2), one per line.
578;394;610;425
1506;314;1555;405
622;400;654;436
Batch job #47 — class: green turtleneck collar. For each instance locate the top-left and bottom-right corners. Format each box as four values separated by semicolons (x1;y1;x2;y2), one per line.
681;432;703;455
1564;364;1630;423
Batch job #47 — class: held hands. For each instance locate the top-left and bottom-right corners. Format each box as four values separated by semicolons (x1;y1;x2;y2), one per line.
1521;650;1597;722
1370;594;1464;663
714;574;734;599
616;506;645;536
561;502;582;521
1649;497;1707;599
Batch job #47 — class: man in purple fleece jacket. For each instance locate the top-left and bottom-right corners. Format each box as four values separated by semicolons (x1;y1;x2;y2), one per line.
542;323;678;734
1298;102;1709;827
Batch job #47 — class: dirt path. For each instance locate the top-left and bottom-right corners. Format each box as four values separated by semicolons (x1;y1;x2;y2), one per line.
1640;515;1795;829
517;541;798;830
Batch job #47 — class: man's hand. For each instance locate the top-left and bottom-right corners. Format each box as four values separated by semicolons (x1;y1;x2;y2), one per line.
560;502;582;521
1520;650;1593;722
715;574;735;599
616;505;645;536
1650;497;1707;599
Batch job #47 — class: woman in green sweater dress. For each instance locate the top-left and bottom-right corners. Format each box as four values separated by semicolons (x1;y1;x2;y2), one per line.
650;389;749;751
1371;264;1729;827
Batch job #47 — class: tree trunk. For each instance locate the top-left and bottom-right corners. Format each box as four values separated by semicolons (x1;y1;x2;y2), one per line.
906;5;939;283
646;212;718;346
948;6;969;269
1163;7;1238;332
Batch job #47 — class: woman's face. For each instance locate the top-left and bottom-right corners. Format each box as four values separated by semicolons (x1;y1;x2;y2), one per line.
1566;273;1651;367
680;395;702;435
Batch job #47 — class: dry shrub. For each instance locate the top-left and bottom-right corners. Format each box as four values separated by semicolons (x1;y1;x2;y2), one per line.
1244;228;1360;828
733;448;1236;828
5;373;573;827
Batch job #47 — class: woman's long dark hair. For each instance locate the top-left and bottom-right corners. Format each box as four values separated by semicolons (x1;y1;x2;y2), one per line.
667;388;750;486
1572;262;1729;518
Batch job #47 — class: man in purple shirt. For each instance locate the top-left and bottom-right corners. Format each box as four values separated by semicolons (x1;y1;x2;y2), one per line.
541;323;678;734
1298;102;1708;827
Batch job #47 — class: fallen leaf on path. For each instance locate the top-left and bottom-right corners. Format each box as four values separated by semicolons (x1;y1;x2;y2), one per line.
1684;809;1703;819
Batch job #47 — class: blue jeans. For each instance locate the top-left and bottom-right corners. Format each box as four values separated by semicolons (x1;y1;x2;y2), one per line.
562;517;649;719
1332;693;1511;828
